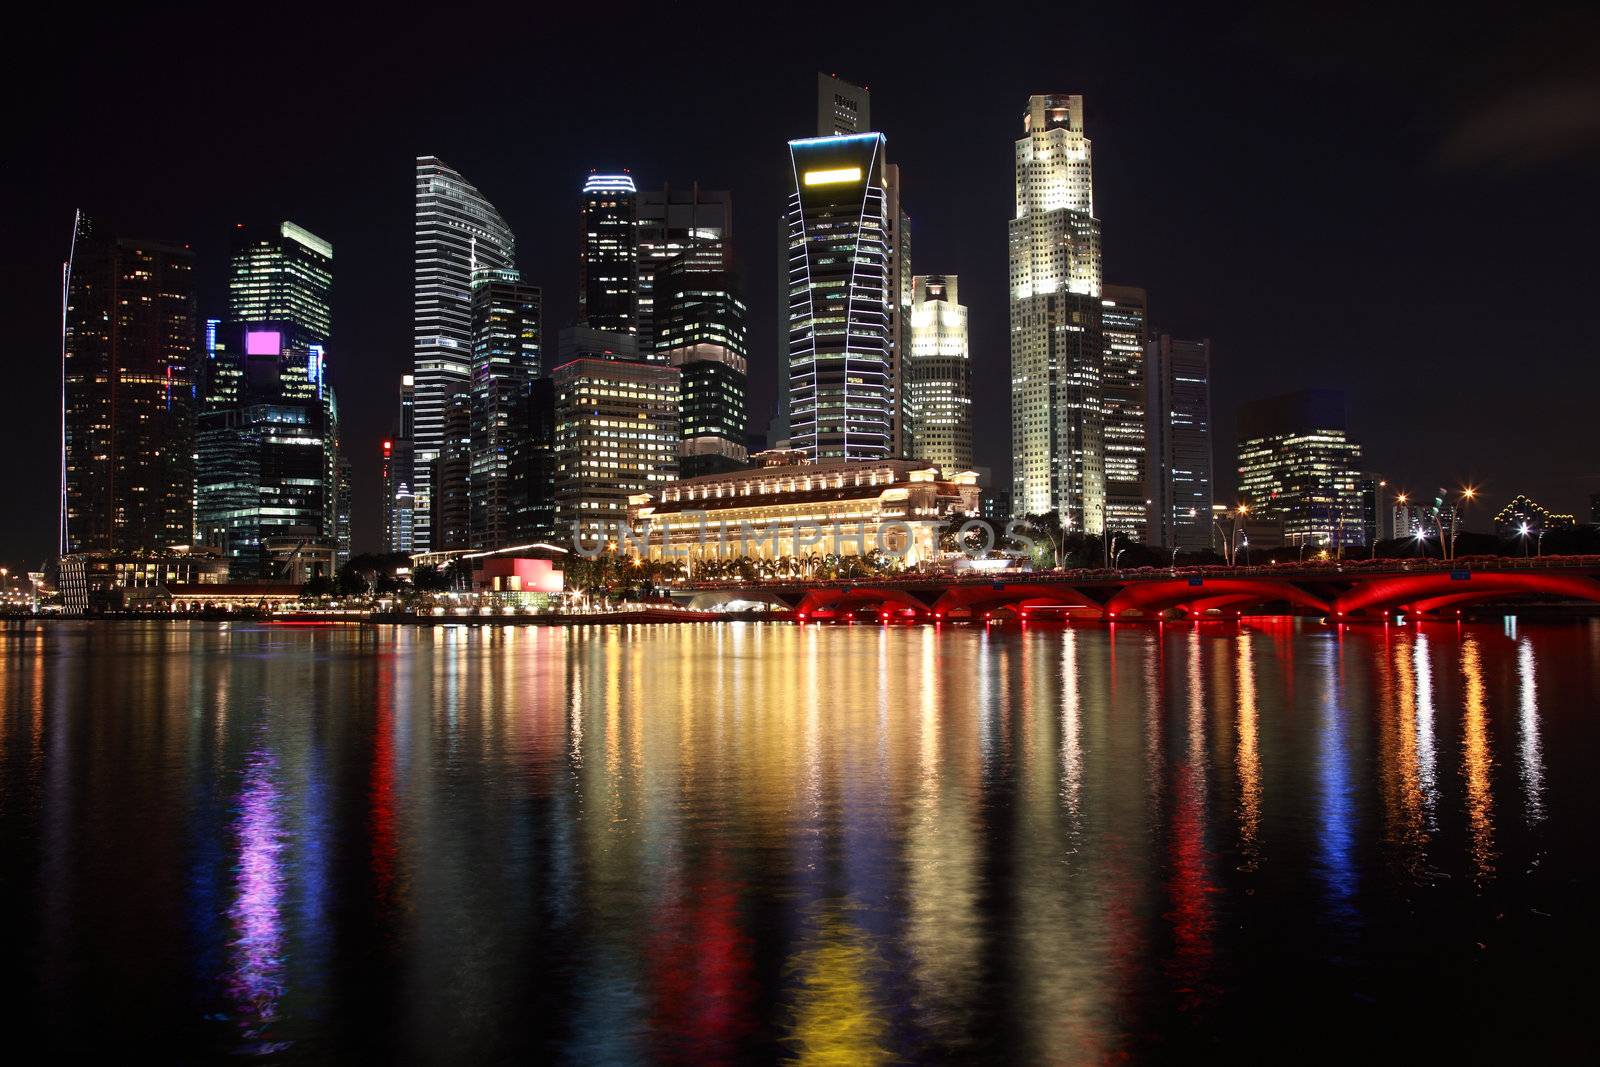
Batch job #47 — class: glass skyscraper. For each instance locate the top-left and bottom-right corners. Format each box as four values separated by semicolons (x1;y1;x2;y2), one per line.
1009;94;1106;531
653;256;750;477
635;183;729;354
785;132;893;461
469;268;542;549
414;156;516;553
578;173;638;334
1146;335;1214;551
62;214;197;555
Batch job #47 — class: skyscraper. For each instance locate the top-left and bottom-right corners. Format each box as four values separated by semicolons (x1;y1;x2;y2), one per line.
552;338;680;544
1235;389;1363;549
1009;94;1105;531
884;163;913;457
469;269;542;549
1145;334;1213;551
383;375;416;555
430;391;473;552
226;221;332;351
62;214;197;555
785;132;893;461
196;220;339;578
578;173;639;334
906;275;972;472
1100;285;1150;541
654;256;750;477
414;157;516;553
636;184;730;353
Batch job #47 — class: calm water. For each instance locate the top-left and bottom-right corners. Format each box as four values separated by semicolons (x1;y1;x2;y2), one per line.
1;619;1596;1063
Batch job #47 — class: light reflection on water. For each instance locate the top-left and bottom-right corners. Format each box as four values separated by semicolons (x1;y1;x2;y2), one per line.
1;618;1597;1062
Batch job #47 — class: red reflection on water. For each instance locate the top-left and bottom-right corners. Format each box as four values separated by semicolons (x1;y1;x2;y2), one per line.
370;658;398;905
645;855;755;1063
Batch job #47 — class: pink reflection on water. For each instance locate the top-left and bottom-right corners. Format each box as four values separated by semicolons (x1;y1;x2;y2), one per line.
227;746;288;1052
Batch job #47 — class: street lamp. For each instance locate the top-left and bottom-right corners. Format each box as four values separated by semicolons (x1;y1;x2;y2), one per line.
1518;522;1532;557
1431;486;1476;561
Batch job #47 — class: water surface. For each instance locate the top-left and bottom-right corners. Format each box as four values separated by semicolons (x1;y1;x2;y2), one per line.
1;619;1595;1062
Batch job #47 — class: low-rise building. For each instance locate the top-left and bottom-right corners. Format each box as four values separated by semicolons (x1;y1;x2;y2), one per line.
627;455;979;567
59;549;229;615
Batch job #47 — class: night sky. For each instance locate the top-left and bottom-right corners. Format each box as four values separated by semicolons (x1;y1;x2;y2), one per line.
9;3;1599;566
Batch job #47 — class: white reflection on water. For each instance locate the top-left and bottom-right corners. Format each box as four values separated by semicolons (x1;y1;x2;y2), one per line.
1518;639;1546;827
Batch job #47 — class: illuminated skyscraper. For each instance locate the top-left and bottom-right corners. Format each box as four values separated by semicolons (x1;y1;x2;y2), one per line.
785;132;893;461
61;214;197;555
906;275;972;472
1236;389;1363;549
1009;93;1105;531
817;72;870;136
654;256;750;477
552;337;680;543
579;173;639;334
226;221;332;351
1145;335;1213;551
414;156;516;552
636;183;729;354
431;391;473;552
1100;285;1149;540
196;220;339;577
382;375;416;555
469;269;542;549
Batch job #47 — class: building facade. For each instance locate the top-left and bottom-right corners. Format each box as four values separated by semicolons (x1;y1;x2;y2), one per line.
1009;94;1105;532
627;457;979;567
383;375;416;554
552;347;680;546
579;173;639;334
906;275;972;472
785;133;893;462
62;215;197;556
653;259;750;478
430;391;473;552
1100;285;1149;541
636;183;730;353
1235;389;1364;549
414;157;516;552
469;269;542;549
1145;335;1214;551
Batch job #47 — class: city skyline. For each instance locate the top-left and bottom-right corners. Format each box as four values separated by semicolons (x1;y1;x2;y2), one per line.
11;8;1600;566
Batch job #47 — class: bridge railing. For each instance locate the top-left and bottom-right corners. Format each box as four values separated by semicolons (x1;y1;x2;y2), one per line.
669;554;1600;591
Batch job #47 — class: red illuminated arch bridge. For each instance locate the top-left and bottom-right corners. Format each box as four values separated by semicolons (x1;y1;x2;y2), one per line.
672;558;1600;621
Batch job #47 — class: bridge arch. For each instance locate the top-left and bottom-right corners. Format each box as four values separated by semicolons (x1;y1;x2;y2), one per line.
1330;572;1600;618
1103;578;1330;619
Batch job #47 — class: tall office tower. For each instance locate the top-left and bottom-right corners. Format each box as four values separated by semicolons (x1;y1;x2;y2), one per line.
469;269;542;549
553;332;680;543
62;214;197;555
654;256;750;477
785;133;893;461
578;173;639;334
196;220;338;577
227;221;332;350
430;391;473;551
906;275;972;472
1145;335;1214;551
1236;389;1364;549
636;184;730;353
508;376;558;544
1100;285;1150;541
817;72;871;135
414;156;516;553
383;375;416;554
1009;94;1106;532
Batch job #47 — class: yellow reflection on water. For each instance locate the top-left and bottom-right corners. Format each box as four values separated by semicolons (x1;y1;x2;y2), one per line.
1235;635;1261;869
1459;639;1496;883
785;910;890;1066
1381;635;1431;874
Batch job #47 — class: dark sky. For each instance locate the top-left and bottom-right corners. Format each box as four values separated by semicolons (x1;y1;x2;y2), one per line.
8;2;1599;567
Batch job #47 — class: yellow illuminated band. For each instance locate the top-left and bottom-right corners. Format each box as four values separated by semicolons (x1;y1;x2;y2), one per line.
803;166;863;186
